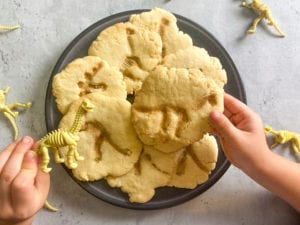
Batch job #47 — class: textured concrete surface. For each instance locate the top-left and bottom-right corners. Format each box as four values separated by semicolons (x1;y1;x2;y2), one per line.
1;0;300;224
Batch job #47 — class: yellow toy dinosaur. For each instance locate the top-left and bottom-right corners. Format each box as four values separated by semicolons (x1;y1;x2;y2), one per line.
36;99;95;173
0;86;32;140
264;125;300;153
37;99;94;212
241;0;286;37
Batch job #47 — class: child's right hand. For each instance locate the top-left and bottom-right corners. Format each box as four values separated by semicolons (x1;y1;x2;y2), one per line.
210;93;300;213
209;93;271;172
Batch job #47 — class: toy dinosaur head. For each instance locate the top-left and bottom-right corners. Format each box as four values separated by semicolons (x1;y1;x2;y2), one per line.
252;0;262;6
0;92;4;103
0;87;9;104
264;125;272;133
81;99;95;112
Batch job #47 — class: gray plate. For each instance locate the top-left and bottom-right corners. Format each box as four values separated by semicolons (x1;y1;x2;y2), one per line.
45;9;246;210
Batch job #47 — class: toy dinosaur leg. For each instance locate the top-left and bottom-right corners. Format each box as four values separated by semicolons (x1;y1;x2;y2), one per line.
44;200;58;212
52;147;64;163
3;111;19;140
39;146;52;173
3;86;10;94
271;142;279;149
271;23;286;37
264;12;286;37
292;140;300;154
66;145;78;169
247;16;263;34
74;148;84;161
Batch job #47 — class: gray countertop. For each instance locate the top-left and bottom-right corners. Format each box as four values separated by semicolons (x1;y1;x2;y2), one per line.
1;0;300;224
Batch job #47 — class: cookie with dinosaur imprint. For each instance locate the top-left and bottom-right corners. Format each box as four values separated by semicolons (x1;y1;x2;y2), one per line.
129;7;193;56
52;56;127;114
106;152;170;203
162;46;227;88
167;134;218;189
144;134;218;189
88;22;162;94
58;93;142;181
106;134;218;203
132;66;224;153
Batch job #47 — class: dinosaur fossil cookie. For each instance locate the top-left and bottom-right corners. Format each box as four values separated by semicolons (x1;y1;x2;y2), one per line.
107;134;218;203
167;134;218;189
88;22;163;94
144;134;218;189
59;93;142;181
52;56;127;114
129;7;193;56
142;145;184;175
162;46;227;88
132;66;224;153
107;153;170;203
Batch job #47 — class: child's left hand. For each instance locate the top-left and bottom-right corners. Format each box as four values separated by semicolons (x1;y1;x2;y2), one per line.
0;136;50;225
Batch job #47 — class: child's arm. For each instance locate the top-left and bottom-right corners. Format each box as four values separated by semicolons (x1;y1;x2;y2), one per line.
210;93;300;212
0;137;50;225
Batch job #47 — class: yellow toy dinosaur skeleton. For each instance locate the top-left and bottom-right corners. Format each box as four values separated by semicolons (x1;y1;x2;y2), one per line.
0;86;32;140
241;0;286;37
36;99;95;173
264;126;300;153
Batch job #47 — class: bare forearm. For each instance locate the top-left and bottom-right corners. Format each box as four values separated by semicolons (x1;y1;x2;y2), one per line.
241;148;300;212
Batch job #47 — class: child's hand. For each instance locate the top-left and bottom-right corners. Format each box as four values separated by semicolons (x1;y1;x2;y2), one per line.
209;93;270;171
0;137;50;225
210;93;300;213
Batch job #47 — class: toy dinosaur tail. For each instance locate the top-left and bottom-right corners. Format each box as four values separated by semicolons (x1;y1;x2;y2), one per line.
0;25;20;31
3;111;18;140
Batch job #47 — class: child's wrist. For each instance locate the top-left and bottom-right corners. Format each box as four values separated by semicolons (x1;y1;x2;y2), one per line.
0;217;34;225
241;145;273;176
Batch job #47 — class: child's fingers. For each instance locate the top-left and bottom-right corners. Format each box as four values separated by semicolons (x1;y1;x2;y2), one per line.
0;139;21;172
224;94;247;112
33;141;50;193
0;137;34;184
209;110;238;140
223;94;250;118
12;150;38;192
35;169;50;198
223;94;255;126
11;150;49;218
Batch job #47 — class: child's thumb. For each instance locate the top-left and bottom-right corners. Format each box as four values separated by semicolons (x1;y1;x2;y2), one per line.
209;111;237;139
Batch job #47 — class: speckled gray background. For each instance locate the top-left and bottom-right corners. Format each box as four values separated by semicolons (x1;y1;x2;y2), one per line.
1;0;300;224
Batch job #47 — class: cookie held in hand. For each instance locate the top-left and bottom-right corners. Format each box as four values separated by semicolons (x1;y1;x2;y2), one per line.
132;66;224;153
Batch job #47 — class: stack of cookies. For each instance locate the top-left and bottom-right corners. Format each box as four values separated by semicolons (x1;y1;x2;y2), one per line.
52;8;227;203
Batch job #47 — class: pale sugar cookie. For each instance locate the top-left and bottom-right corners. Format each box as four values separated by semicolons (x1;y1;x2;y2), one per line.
129;7;193;56
163;46;227;88
106;153;170;203
52;56;126;114
58;93;142;181
88;22;162;94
